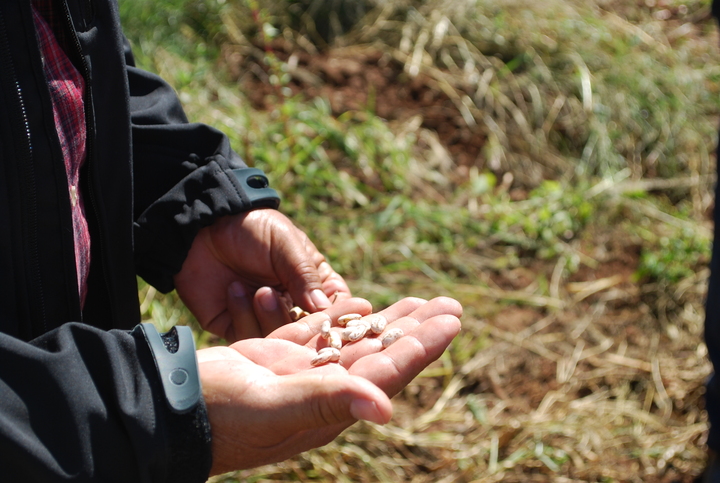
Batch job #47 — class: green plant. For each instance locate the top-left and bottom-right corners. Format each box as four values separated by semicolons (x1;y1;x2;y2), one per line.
636;226;711;284
121;0;718;480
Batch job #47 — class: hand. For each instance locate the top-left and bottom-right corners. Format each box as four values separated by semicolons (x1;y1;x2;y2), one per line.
197;296;463;475
174;209;351;342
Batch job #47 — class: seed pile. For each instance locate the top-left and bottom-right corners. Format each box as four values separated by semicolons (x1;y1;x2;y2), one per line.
306;311;404;366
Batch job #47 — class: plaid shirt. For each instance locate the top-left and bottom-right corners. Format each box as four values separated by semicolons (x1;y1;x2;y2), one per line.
32;3;91;307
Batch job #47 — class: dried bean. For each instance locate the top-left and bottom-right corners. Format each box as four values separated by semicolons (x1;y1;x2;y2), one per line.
337;313;362;326
320;317;332;339
363;314;388;334
328;330;342;350
345;318;370;329
381;328;404;348
311;347;341;366
289;306;311;322
342;324;369;342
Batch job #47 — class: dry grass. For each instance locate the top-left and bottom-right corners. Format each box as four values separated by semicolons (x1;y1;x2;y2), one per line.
123;0;720;480
207;241;710;481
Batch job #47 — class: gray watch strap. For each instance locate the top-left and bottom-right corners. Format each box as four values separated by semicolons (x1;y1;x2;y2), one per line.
230;168;280;209
138;323;201;414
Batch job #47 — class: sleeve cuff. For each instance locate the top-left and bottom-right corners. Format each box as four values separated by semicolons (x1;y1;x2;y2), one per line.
133;162;279;292
132;324;213;482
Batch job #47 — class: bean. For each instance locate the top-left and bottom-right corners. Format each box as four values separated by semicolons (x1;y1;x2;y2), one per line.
381;328;404;348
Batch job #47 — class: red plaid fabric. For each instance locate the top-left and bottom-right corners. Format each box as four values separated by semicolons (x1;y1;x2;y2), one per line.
31;1;67;48
32;5;91;307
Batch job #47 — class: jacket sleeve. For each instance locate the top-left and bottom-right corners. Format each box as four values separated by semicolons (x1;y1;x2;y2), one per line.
0;322;211;483
126;41;278;293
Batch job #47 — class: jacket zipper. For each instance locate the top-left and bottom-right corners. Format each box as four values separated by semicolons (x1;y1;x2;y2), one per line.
60;0;116;321
0;6;48;333
59;1;93;163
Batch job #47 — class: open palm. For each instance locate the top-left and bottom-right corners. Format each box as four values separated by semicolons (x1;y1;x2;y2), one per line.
197;296;463;475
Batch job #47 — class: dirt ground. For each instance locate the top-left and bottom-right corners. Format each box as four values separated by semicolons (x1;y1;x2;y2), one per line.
223;40;712;482
230;42;486;171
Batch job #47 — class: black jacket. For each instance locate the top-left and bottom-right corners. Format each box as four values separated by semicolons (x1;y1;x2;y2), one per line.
0;0;266;480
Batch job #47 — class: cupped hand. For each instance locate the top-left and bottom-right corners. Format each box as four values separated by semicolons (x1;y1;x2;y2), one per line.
174;209;351;342
198;296;462;476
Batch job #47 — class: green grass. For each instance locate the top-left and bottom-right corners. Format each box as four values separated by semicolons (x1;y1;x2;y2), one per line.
121;0;718;480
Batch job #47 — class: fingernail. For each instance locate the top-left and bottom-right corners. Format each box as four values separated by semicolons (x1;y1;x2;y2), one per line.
230;282;246;298
311;289;332;310
259;289;278;312
350;399;385;424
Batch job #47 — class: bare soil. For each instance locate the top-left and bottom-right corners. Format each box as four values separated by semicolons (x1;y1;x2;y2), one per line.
221;38;712;483
229;41;487;170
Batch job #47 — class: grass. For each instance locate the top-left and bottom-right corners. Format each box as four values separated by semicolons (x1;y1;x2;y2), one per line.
121;0;718;480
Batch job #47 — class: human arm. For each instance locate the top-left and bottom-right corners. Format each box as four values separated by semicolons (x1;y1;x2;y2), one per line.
0;323;211;482
124;40;350;340
0;293;459;481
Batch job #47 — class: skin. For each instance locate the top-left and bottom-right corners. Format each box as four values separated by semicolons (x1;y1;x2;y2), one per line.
197;296;463;476
174;208;463;474
174;209;351;342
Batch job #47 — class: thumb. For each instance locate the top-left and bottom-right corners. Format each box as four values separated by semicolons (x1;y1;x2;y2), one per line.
202;362;393;474
269;373;393;430
270;227;333;312
274;256;332;312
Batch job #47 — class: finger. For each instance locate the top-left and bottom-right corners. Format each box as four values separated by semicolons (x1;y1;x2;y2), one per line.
223;282;263;342
202;364;392;475
269;218;348;311
252;287;293;336
329;290;352;304
267;298;373;345
307;297;426;354
266;311;332;345
201;282;260;342
278;291;294;312
382;295;464;334
318;261;351;300
262;373;393;429
320;298;373;324
270;229;328;311
349;313;462;397
415;296;464;319
377;297;428;322
340;297;463;366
